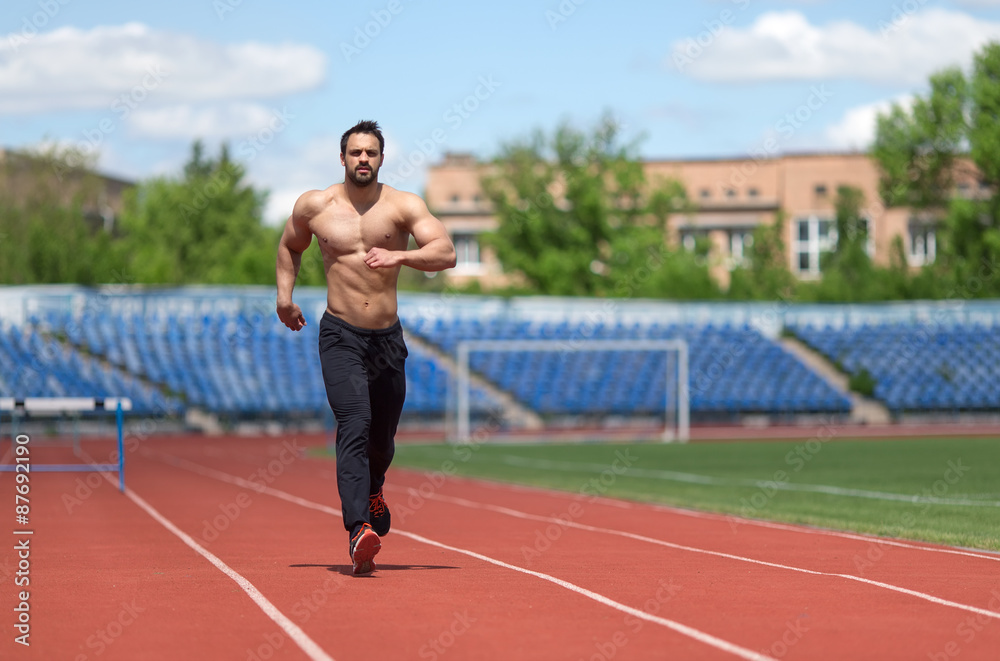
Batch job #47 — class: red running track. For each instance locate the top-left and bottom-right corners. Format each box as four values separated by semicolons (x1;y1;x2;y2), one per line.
2;434;999;660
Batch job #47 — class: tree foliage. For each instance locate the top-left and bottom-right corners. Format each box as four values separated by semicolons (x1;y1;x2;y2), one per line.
872;69;967;208
797;186;913;302
116;142;284;285
481;115;720;299
0;142;322;287
727;213;796;300
0;145;122;285
873;40;1000;298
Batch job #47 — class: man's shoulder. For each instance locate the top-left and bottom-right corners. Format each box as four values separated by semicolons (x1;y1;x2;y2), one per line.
378;185;426;211
294;187;337;218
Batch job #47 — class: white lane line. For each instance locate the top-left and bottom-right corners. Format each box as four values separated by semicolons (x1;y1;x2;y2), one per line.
500;455;1000;507
124;488;336;661
141;448;335;511
389;468;1000;562
396;466;1000;564
397;529;777;661
142;449;776;661
388;486;1000;622
79;449;335;661
712;515;1000;562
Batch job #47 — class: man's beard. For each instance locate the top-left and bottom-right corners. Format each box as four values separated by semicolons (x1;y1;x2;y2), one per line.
348;165;377;187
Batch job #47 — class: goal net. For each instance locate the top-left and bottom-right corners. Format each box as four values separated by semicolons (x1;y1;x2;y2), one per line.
450;339;689;443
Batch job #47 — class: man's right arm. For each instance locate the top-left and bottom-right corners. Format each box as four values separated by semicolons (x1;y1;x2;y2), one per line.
276;194;315;331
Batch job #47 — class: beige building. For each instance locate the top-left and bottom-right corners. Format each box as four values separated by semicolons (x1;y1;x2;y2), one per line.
425;151;973;289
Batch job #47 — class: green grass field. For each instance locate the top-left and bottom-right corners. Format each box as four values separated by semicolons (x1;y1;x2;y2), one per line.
387;436;1000;552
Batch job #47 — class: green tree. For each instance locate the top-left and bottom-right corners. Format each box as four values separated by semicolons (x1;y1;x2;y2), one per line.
806;186;879;301
873;41;1000;298
727;213;797;300
480;115;719;299
117;142;290;285
872;69;967;209
0;145;124;284
797;186;920;302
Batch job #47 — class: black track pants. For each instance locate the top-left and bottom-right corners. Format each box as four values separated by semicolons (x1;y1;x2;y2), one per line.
318;311;407;540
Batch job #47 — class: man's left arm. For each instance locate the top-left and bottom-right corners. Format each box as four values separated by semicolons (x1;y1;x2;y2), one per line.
364;193;456;272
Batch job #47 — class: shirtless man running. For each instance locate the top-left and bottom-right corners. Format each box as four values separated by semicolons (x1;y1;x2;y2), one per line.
275;120;456;574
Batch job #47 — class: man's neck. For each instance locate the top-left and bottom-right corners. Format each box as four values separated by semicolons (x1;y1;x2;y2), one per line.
344;180;380;209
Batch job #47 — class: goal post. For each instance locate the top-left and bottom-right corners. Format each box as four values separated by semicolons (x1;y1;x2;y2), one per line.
454;339;689;443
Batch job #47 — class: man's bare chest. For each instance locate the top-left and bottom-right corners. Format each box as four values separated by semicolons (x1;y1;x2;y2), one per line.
311;208;408;256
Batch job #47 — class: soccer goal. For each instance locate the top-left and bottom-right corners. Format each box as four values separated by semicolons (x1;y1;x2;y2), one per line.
452;339;689;443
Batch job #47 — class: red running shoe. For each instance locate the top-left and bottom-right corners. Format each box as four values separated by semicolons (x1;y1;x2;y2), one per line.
350;523;380;575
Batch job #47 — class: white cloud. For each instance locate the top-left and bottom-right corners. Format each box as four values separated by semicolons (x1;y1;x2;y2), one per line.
0;23;326;113
669;8;1000;85
823;96;913;150
128;103;286;140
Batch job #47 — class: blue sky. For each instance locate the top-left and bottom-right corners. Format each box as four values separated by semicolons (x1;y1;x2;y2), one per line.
3;0;1000;224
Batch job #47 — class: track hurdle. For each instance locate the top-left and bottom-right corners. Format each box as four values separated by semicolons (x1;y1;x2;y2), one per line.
0;397;131;493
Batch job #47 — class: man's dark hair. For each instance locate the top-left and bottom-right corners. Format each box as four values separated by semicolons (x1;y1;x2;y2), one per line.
340;120;384;155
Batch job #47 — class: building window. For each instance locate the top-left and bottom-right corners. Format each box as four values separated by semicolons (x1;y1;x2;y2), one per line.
450;194;460;203
729;230;755;267
680;230;709;253
909;222;936;266
725;188;737;199
793;216;836;274
748;188;759;198
453;233;481;271
699;189;711;199
814;184;828;197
